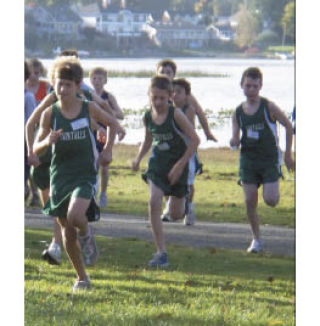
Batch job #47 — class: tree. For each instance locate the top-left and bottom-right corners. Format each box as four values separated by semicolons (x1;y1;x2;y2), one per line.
254;0;288;32
281;1;295;43
234;3;259;49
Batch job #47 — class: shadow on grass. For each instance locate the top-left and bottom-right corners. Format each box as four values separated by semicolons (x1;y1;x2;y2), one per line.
25;228;294;283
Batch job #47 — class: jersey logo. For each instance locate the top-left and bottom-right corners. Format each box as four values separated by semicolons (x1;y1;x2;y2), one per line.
71;118;89;130
247;129;259;140
157;142;170;151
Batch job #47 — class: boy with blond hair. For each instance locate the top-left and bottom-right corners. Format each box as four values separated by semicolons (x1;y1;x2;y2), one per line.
89;67;124;207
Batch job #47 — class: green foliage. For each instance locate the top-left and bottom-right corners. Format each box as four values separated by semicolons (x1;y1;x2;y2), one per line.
255;30;280;49
25;228;295;326
281;1;295;41
234;4;260;49
267;45;295;53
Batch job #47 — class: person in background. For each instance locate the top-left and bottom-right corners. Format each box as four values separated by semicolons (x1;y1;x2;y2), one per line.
25;61;37;199
26;58;51;206
89;67;124;207
171;78;203;226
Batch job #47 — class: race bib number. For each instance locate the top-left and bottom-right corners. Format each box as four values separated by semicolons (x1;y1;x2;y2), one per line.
71;118;89;130
157;142;170;151
247;129;259;140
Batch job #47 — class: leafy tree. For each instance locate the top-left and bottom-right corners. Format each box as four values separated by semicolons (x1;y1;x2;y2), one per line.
169;0;195;11
281;1;295;42
234;3;259;49
254;0;288;31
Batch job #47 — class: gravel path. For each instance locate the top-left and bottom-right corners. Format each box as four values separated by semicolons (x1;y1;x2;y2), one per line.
25;209;295;257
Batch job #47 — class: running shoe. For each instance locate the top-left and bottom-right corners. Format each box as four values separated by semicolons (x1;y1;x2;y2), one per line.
148;252;169;267
161;213;173;222
99;192;107;208
247;239;263;253
72;277;91;292
184;207;196;226
29;192;40;207
42;242;61;265
78;226;99;266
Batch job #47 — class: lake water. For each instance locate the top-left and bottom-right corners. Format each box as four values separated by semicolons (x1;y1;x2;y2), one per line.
42;57;294;149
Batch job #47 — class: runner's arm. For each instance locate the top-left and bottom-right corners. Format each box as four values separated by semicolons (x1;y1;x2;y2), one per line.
268;101;295;171
189;93;217;142
230;111;241;148
25;92;56;165
168;108;200;185
33;107;62;156
132;117;152;171
91;92;115;117
108;92;124;120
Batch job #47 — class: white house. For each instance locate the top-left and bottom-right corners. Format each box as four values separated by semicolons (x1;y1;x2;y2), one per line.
96;9;150;38
72;3;100;28
151;21;216;49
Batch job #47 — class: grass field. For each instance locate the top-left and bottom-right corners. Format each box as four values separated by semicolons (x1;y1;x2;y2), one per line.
25;228;295;326
102;144;295;228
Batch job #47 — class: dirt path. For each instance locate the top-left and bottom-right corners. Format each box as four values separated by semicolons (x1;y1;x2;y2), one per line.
25;209;295;257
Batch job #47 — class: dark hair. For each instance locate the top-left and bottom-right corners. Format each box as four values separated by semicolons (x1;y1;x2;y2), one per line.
27;58;46;77
150;75;173;94
241;67;263;85
25;61;30;82
55;59;83;84
172;78;191;95
156;59;177;76
58;49;79;58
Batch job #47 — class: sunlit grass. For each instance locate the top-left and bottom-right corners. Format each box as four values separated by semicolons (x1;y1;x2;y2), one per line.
104;144;295;227
25;228;295;326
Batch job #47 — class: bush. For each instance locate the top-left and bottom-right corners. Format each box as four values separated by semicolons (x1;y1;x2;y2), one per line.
255;30;280;50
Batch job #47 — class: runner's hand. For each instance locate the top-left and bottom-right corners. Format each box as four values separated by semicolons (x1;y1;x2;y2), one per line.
27;152;40;167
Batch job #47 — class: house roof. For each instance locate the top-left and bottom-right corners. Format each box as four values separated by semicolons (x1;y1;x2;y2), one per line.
74;3;100;16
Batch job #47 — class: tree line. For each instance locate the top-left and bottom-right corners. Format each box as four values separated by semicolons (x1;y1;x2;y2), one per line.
26;0;295;48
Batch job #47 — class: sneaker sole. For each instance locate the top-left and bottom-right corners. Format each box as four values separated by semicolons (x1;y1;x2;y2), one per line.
42;250;61;265
247;248;263;254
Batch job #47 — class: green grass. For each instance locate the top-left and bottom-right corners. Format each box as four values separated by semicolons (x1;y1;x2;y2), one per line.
267;46;295;53
25;228;295;326
103;145;295;228
83;70;229;78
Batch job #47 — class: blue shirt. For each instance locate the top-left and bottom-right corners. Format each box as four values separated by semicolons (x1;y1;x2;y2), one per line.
25;90;37;125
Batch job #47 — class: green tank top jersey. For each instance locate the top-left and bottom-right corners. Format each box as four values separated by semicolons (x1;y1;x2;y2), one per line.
236;97;282;166
33;89;93;168
142;105;189;198
51;89;93;101
43;100;99;218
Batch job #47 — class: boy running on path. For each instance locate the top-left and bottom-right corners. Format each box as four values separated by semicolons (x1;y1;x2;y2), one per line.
26;57;125;266
156;60;216;224
33;57;121;291
131;75;199;267
171;78;202;225
89;67;124;207
230;67;295;253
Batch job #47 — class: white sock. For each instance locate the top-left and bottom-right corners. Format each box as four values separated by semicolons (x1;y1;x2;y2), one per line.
188;202;194;212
